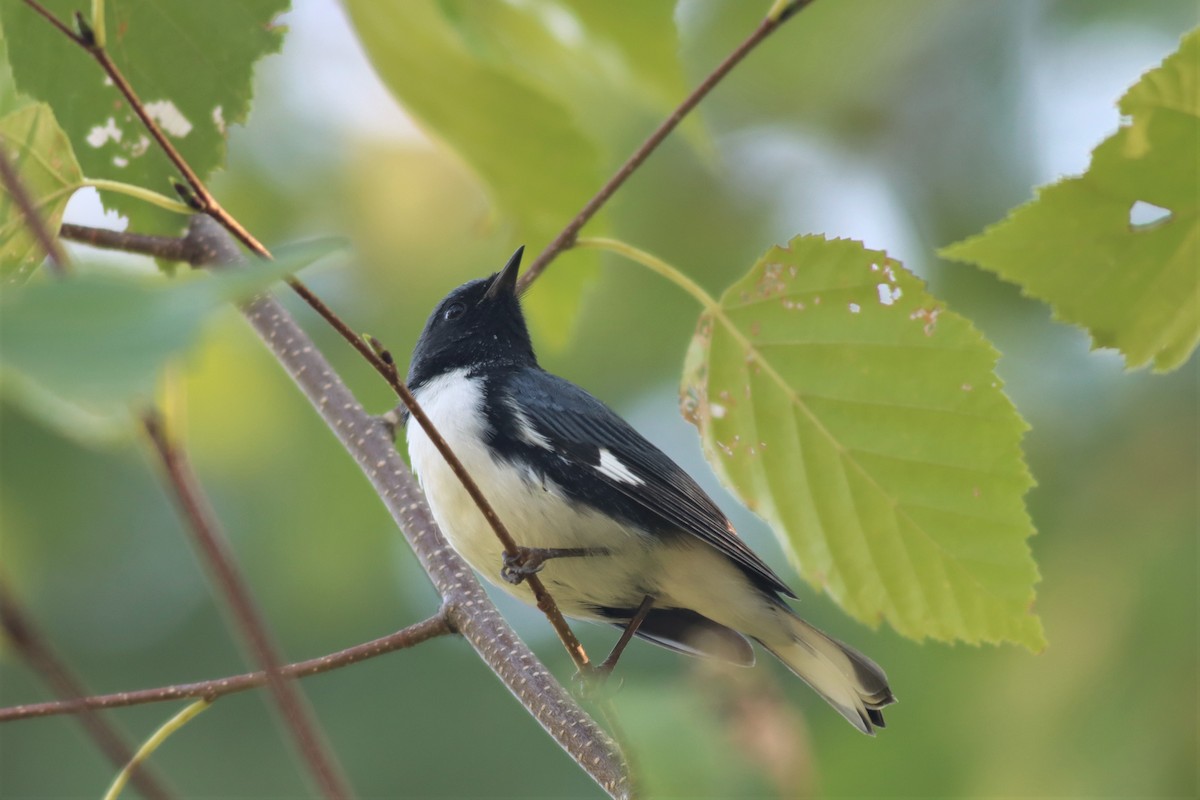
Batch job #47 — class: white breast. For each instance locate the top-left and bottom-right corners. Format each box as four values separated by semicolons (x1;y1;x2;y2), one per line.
406;369;649;617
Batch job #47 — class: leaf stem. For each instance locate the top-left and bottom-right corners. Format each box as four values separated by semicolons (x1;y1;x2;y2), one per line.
85;178;193;214
575;237;719;311
101;700;210;800
102;700;208;800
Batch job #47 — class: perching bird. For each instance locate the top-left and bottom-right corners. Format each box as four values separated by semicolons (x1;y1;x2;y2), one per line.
404;248;895;734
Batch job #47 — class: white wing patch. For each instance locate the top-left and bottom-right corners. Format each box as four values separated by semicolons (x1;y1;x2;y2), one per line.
597;448;643;485
509;401;553;450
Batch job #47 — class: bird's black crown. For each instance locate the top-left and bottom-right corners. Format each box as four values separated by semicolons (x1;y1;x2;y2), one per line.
407;247;536;391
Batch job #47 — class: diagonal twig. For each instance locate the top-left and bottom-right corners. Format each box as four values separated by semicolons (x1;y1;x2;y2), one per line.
517;0;817;291
141;410;354;800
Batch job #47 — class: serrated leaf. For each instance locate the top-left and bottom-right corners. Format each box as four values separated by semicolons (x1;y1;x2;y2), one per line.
0;103;83;281
942;30;1199;372
0;0;287;233
0;240;338;441
681;235;1043;650
343;0;604;349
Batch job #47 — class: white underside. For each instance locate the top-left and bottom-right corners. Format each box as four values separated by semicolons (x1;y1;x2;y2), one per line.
406;369;785;636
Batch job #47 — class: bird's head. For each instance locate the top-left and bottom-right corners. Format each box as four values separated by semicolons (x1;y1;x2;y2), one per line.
407;246;536;390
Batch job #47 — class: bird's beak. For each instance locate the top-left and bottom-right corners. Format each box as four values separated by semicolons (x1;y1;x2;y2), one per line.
484;245;524;301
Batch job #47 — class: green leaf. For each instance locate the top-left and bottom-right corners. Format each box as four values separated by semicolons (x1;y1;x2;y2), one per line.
942;30;1200;372
0;20;31;116
343;0;604;348
0;240;338;440
0;0;288;232
0;103;83;282
681;236;1043;650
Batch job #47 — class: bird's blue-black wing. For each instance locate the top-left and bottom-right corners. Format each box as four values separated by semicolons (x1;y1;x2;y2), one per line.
491;369;795;599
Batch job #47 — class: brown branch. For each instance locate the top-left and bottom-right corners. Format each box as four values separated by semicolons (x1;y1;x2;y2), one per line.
0;143;68;275
517;0;816;291
59;222;190;261
0;578;176;799
0;613;454;723
141;410;353;800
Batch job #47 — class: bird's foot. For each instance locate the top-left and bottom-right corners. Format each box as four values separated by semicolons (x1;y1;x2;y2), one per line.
499;546;610;585
500;547;550;584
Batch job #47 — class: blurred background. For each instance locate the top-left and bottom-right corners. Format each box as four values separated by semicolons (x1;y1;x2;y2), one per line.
2;0;1196;797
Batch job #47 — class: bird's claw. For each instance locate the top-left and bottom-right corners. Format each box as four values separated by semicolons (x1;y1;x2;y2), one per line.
500;548;546;585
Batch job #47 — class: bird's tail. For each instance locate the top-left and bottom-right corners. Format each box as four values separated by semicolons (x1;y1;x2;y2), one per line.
755;612;896;735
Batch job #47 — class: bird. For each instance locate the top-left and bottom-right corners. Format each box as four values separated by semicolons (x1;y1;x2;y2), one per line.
404;247;896;734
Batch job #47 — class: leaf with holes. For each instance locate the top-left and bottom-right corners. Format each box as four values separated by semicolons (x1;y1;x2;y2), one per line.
681;235;1043;649
0;0;288;233
942;30;1199;372
0;103;83;281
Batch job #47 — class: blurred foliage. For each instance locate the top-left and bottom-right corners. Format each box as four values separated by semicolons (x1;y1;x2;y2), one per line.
945;30;1199;372
682;236;1042;649
0;241;338;440
1;1;1197;799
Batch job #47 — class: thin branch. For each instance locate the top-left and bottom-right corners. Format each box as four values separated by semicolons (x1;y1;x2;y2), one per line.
59;222;190;261
0;578;175;800
0;142;69;274
0;613;453;722
517;0;816;291
141;410;353;800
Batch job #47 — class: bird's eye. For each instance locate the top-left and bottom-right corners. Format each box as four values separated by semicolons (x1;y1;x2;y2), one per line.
443;301;466;322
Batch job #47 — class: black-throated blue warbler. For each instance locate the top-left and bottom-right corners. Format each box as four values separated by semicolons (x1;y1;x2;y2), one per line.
405;248;895;734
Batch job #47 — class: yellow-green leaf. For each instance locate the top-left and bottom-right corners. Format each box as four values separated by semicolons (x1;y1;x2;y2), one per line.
942;30;1199;372
0;103;83;281
682;235;1044;650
